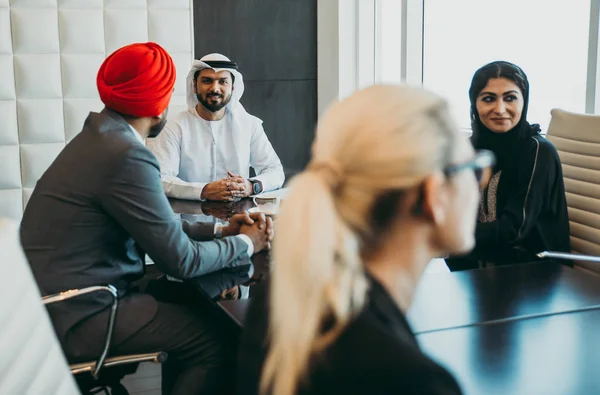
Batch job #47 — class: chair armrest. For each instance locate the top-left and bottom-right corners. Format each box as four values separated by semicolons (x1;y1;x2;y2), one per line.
537;251;600;263
42;285;118;305
42;285;118;379
70;351;168;375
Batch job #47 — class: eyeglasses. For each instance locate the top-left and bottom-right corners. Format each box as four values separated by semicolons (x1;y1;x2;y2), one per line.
443;149;496;188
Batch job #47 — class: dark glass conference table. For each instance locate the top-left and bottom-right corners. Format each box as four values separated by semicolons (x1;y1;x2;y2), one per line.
168;197;271;303
418;307;600;394
407;261;600;334
169;197;600;394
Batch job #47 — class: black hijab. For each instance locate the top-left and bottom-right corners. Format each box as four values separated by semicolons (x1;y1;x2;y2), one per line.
469;61;541;172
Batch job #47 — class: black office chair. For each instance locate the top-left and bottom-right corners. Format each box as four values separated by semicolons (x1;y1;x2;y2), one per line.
42;286;167;395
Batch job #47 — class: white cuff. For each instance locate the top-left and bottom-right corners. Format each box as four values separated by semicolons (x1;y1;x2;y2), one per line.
214;222;224;238
239;285;250;299
162;179;206;201
198;183;207;201
236;234;254;256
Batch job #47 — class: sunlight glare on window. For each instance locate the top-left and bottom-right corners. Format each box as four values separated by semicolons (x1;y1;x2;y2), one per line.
423;0;591;132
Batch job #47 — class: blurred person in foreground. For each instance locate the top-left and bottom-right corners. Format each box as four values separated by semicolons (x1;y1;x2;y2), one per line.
237;84;495;394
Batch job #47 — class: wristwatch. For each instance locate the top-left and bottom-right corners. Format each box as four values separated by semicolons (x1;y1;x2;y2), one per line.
250;180;263;195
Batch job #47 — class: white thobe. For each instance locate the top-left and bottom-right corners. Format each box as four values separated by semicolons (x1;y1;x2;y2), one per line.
147;107;285;201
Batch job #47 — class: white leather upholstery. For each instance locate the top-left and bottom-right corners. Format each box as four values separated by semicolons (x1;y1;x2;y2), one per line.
0;218;79;394
546;109;600;273
0;0;194;220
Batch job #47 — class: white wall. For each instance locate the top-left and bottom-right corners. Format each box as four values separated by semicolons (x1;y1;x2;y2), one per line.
0;0;194;220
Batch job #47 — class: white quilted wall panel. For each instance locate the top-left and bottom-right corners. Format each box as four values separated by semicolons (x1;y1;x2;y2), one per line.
58;9;105;53
10;8;60;54
61;54;106;97
0;8;12;53
148;0;191;7
0;102;18;145
17;99;65;143
0;0;194;219
0;55;15;97
104;9;148;53
63;98;103;142
14;54;63;98
105;0;147;8
58;0;103;9
10;0;57;7
0;146;21;188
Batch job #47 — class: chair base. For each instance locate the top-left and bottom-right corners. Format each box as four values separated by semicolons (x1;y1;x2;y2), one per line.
75;364;138;395
72;352;167;395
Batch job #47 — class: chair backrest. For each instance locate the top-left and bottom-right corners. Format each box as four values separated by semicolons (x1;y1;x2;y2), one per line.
0;218;80;395
546;109;600;273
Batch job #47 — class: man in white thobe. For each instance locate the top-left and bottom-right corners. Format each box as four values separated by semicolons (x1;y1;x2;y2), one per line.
148;53;285;201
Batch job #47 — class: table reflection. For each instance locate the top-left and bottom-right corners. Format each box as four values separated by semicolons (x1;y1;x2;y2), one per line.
190;264;255;300
168;198;271;302
170;198;256;223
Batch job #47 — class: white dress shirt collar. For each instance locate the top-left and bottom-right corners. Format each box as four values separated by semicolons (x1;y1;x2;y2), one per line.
126;123;145;145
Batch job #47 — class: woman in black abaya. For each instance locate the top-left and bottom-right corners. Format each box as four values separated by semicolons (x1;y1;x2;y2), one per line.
446;61;570;271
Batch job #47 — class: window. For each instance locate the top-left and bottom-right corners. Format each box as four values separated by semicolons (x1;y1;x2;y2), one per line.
375;0;403;84
422;0;591;131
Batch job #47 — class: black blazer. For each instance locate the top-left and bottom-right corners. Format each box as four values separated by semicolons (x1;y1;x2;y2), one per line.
20;109;250;344
237;276;462;395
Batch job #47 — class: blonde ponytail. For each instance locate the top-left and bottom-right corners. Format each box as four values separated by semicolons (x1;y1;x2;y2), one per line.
260;84;458;395
260;169;367;395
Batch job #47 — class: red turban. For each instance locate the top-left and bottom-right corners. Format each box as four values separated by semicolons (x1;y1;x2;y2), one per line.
97;42;176;118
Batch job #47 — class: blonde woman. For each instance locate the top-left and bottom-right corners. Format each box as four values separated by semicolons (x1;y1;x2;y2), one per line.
237;85;494;394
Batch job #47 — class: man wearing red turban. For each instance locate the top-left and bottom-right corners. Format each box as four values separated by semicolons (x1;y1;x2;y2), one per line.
98;42;174;119
20;42;273;394
96;41;174;137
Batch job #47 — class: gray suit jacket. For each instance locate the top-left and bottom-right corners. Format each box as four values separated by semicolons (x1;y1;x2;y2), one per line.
20;109;249;343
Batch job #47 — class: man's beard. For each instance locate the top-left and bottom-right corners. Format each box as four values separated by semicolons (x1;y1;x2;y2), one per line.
197;91;232;113
148;108;168;138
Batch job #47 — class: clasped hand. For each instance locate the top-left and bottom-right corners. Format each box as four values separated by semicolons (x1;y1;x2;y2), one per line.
223;212;273;254
201;172;252;201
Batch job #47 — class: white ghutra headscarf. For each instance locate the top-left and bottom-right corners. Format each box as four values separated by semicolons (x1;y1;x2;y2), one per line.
185;53;258;175
186;53;246;112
